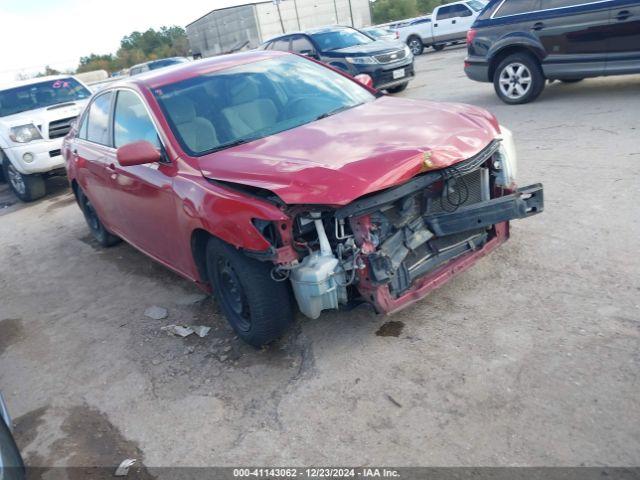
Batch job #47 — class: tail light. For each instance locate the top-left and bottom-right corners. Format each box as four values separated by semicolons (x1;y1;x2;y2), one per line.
466;28;478;45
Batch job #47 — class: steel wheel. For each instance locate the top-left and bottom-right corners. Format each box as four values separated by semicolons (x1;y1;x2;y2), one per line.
217;258;251;332
7;163;26;196
498;62;532;100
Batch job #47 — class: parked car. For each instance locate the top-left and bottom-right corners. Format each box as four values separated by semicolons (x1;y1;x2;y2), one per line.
63;50;544;347
129;57;190;76
398;0;487;55
465;0;640;104
361;26;400;42
261;26;414;93
0;392;25;480
0;75;91;201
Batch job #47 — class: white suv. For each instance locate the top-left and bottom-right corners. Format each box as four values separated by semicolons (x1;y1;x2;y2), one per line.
0;75;91;201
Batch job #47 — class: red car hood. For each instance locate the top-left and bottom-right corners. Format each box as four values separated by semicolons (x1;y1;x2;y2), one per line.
198;97;500;206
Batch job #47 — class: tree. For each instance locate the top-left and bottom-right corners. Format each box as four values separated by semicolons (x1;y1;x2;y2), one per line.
76;25;189;74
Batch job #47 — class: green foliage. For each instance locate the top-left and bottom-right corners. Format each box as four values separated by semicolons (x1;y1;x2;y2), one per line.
76;26;189;74
371;0;448;24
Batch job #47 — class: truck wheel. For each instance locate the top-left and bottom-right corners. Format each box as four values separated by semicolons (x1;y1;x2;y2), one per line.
76;187;121;247
387;82;409;94
407;36;424;55
2;158;45;202
493;52;545;105
432;44;445;51
206;236;293;347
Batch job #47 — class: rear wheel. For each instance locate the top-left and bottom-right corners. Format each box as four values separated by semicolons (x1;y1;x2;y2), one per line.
2;157;45;202
386;82;409;94
206;237;293;347
432;44;445;51
407;36;424;55
76;187;121;247
493;52;545;105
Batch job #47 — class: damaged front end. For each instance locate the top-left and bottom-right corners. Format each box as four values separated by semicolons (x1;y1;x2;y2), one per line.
266;134;543;319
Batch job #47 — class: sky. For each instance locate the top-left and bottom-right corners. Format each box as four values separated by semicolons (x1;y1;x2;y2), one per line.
0;0;252;82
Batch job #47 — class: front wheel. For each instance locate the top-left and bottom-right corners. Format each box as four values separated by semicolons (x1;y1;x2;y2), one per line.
2;158;45;202
206;237;293;347
76;187;121;247
386;82;409;94
407;37;424;56
493;52;545;105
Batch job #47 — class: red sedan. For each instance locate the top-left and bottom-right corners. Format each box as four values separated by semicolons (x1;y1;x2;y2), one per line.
63;51;543;346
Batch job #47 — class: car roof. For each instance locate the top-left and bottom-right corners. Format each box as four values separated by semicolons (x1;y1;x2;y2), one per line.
109;50;289;90
0;74;77;92
263;25;355;43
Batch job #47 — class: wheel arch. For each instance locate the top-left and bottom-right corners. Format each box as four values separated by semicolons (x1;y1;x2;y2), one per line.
488;43;544;82
191;228;213;285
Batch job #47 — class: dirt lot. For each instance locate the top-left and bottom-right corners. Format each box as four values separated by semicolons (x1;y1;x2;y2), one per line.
1;46;639;471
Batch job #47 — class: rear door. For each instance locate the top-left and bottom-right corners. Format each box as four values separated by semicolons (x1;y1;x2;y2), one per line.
533;0;612;77
73;91;119;229
605;0;640;73
109;89;181;264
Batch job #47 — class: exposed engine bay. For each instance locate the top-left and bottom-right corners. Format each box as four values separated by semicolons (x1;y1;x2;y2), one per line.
262;137;544;320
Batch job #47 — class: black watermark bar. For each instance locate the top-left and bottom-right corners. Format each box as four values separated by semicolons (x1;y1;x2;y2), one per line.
17;467;640;480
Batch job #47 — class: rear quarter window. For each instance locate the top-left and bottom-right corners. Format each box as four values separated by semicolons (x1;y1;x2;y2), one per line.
495;0;541;17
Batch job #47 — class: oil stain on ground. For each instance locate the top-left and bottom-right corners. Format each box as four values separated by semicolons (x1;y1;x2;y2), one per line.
13;406;48;449
23;405;156;480
0;318;23;355
376;320;404;337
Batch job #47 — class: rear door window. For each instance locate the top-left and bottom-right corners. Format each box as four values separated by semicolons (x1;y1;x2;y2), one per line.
539;0;589;8
272;38;291;51
495;0;541;17
290;35;315;54
86;91;113;146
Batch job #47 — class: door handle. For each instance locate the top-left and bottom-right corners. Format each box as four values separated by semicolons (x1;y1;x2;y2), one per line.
72;149;78;156
616;10;631;20
107;163;117;171
531;22;545;31
434;23;438;27
452;19;457;24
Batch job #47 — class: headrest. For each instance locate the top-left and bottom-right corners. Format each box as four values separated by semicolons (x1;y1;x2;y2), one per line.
228;78;260;105
164;96;196;125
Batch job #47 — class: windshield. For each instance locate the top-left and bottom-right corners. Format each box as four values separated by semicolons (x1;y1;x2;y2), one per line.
154;55;375;157
310;28;374;51
0;78;90;117
364;28;389;38
467;0;486;11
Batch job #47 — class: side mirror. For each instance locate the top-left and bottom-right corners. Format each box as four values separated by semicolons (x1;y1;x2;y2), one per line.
117;140;162;167
300;49;318;59
354;73;374;89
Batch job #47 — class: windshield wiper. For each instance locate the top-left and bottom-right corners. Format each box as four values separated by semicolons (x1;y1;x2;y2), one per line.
315;103;362;121
207;136;259;154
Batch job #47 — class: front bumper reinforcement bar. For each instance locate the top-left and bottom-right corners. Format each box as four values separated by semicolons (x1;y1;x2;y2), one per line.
424;183;544;237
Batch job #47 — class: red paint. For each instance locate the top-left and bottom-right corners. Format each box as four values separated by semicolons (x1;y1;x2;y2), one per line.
466;28;478;45
64;51;510;315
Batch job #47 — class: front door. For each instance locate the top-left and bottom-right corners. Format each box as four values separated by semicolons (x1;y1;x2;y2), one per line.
535;0;612;78
109;89;181;265
605;0;640;73
433;4;475;42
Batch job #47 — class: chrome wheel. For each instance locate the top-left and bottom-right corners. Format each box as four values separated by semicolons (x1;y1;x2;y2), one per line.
7;163;26;196
498;62;532;100
408;39;422;55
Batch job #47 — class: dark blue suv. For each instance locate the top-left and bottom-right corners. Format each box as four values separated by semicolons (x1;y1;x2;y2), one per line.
465;0;640;103
261;26;415;93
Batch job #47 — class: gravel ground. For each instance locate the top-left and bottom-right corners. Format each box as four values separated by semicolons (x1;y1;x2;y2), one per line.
1;46;639;472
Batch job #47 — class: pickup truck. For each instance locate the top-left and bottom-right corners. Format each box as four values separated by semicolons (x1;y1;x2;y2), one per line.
0;75;91;201
396;0;486;55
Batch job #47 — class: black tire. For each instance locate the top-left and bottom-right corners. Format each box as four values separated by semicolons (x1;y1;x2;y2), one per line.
76;187;121;247
493;52;545;105
407;36;424;56
432;44;445;51
206;237;293;347
560;78;584;83
386;82;409;94
2;157;46;202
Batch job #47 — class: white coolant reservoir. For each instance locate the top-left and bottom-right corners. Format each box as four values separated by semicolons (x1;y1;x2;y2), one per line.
290;214;347;319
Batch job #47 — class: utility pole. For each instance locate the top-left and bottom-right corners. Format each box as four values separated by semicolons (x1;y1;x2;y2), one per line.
348;0;354;26
333;0;339;24
274;0;285;33
293;0;301;29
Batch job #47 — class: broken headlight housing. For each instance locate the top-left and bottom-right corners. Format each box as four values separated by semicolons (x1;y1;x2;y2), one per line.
494;125;518;188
